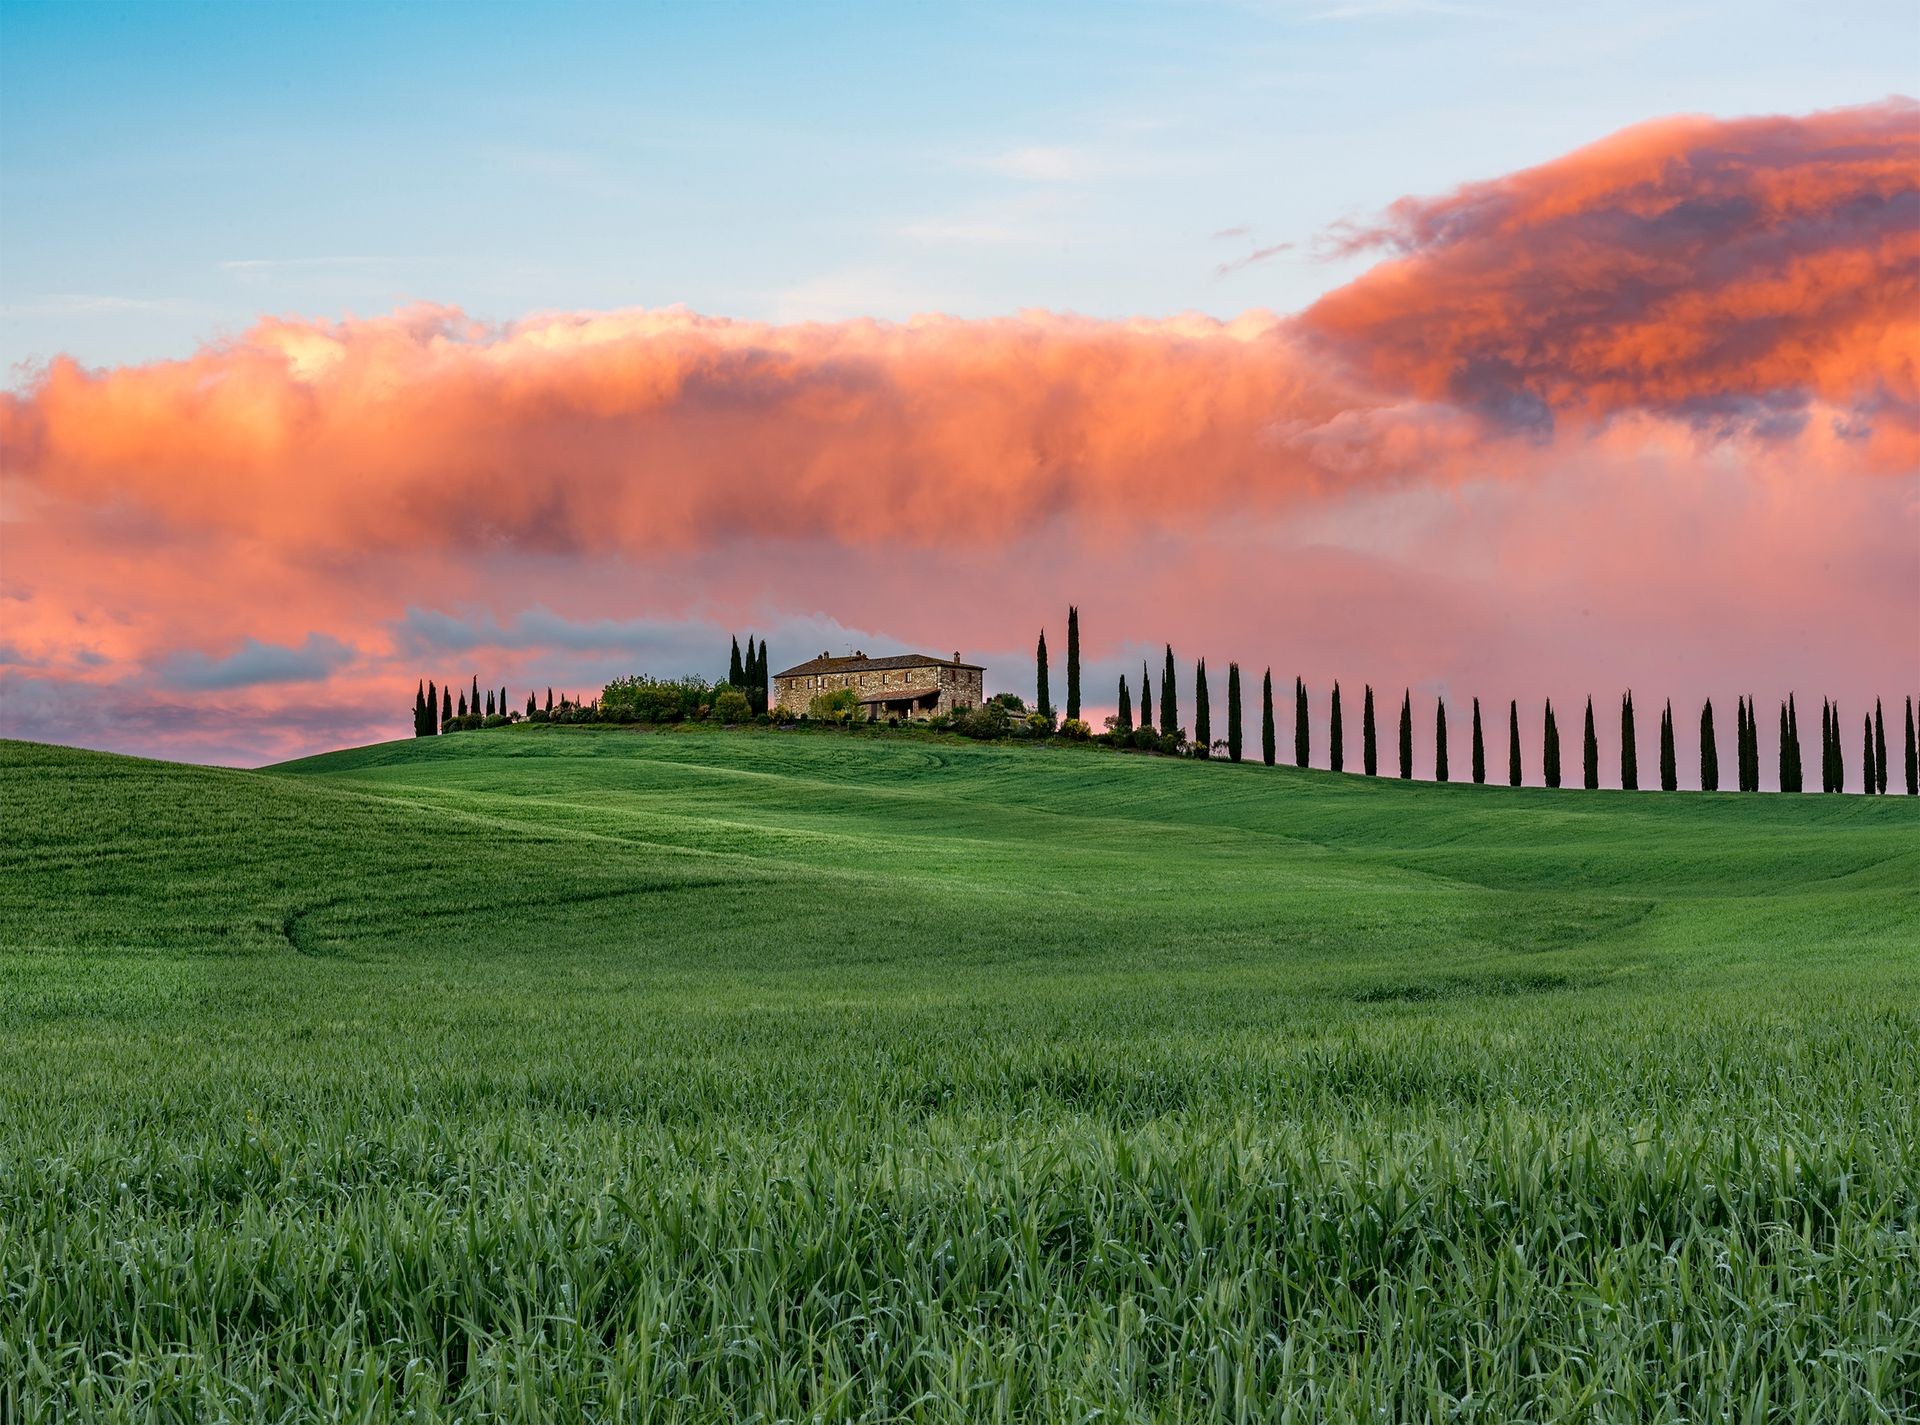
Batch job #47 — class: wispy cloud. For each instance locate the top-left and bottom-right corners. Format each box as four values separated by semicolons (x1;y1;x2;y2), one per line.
1214;242;1296;279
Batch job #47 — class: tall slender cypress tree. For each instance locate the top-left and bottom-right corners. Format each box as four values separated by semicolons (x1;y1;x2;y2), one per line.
544;688;553;715
1116;675;1133;734
1874;699;1888;795
1471;698;1486;785
500;687;507;721
1906;696;1917;796
443;686;453;726
526;691;535;717
1194;659;1211;757
1660;700;1677;791
1261;669;1276;767
1863;716;1876;796
1544;700;1562;789
1161;646;1178;737
485;689;495;717
1329;683;1344;773
1785;695;1802;792
1363;685;1378;777
1142;662;1151;733
457;691;467;719
1036;631;1051;722
1065;607;1081;723
1434;697;1450;782
1582;698;1598;790
758;643;771;713
730;637;744;688
1700;699;1718;791
1620;692;1638;791
1744;696;1761;792
1508;700;1522;787
1295;678;1310;768
1830;701;1844;792
1820;701;1832;791
471;676;480;724
1399;691;1413;779
414;681;427;737
427;681;439;735
1227;663;1243;763
1778;702;1792;792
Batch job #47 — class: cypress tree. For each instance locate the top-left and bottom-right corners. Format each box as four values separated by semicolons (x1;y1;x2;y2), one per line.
1620;691;1638;791
1261;669;1276;767
486;689;496;717
1660;700;1677;791
1065;606;1081;723
443;686;452;727
1543;700;1562;789
545;688;553;715
730;637;744;688
1294;678;1309;768
471;676;480;724
457;691;467;719
1227;663;1243;763
1194;659;1211;757
1434;697;1450;782
1161;646;1178;737
1785;695;1802;792
1743;696;1760;792
1700;699;1718;791
1582;698;1598;790
1820;701;1832;792
413;681;427;737
526;691;535;717
1329;683;1344;773
1874;700;1888;795
1362;685;1378;776
1907;696;1917;796
1035;631;1050;722
1778;702;1792;792
500;687;507;720
1831;701;1844;792
1398;691;1413;780
1508;700;1522;787
1863;716;1876;796
427;681;439;735
1116;675;1133;734
746;637;760;709
1471;697;1486;785
757;643;771;713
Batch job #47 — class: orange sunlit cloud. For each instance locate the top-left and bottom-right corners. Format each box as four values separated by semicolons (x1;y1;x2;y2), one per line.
1;100;1915;768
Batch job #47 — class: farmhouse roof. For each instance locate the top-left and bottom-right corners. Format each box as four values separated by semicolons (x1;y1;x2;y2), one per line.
773;651;984;677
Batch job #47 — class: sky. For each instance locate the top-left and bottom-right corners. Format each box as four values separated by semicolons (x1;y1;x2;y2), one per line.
1;0;1915;782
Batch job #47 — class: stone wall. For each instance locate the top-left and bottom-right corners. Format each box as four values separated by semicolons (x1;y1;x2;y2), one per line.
773;663;984;719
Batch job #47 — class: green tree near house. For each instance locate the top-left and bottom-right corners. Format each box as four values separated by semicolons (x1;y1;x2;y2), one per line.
1226;663;1242;763
1194;659;1211;758
1583;698;1599;790
1700;699;1719;791
1065;606;1081;722
1660;700;1678;791
1261;669;1276;767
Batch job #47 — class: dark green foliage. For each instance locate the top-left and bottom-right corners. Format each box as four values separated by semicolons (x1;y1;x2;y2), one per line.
1831;702;1844;793
1508;700;1522;787
1583;699;1598;791
1471;698;1485;785
599;676;720;724
427;682;440;736
526;691;536;718
1907;697;1917;795
1399;690;1413;780
485;690;495;718
1874;700;1888;795
1295;678;1309;769
1363;685;1378;777
1544;701;1562;789
1435;697;1450;783
1863;717;1876;796
1329;683;1344;774
471;677;481;725
730;637;744;688
500;687;508;722
1116;676;1133;735
457;691;467;719
1661;702;1678;792
1160;646;1177;737
1778;702;1794;793
1036;631;1051;723
412;681;428;738
1066;607;1081;723
1700;699;1718;792
1226;663;1242;763
1620;692;1638;792
1820;702;1831;793
545;688;553;716
1261;669;1276;768
1739;696;1759;793
1194;660;1211;758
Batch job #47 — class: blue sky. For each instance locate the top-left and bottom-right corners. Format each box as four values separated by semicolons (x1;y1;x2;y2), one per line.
2;0;1912;376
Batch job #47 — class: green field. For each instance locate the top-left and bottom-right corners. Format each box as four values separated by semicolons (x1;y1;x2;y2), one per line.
2;727;1917;1422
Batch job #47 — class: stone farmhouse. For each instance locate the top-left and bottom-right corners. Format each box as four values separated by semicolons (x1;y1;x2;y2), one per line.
772;651;986;721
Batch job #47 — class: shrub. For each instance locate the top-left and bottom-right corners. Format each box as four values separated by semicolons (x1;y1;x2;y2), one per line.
1130;725;1159;752
808;688;860;723
951;702;1011;741
600;675;716;724
991;693;1028;714
1025;713;1055;738
1059;718;1092;741
713;689;752;723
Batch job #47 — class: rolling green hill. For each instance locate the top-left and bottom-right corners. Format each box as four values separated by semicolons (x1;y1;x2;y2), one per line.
2;727;1917;1422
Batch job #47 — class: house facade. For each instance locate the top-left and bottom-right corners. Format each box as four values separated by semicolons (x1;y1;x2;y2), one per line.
771;651;985;720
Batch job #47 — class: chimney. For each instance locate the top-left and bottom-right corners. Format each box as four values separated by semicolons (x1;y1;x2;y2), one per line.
954;651;961;664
